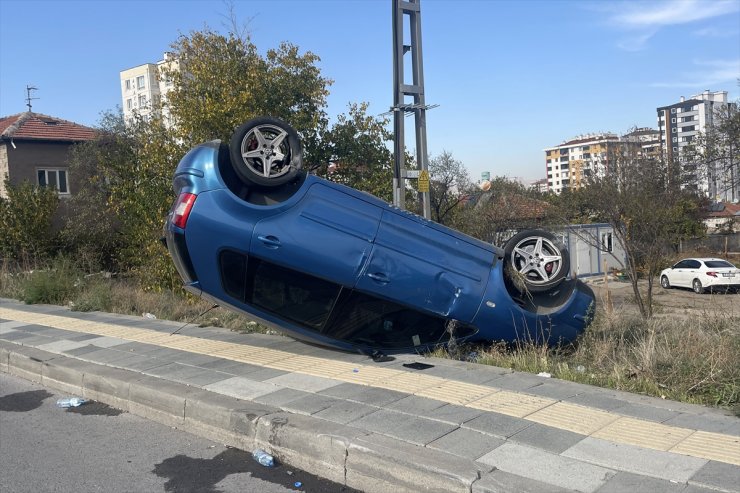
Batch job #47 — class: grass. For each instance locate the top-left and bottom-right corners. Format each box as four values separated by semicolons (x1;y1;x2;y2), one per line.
2;256;738;414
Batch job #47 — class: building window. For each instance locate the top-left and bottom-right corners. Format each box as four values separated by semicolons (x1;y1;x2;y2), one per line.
136;75;145;89
37;169;69;194
125;79;131;90
672;137;678;143
671;108;676;114
601;232;613;252
673;147;678;152
126;99;132;110
138;95;147;107
672;128;677;133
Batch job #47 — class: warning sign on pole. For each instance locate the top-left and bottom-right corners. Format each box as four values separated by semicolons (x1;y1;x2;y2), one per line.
418;169;430;193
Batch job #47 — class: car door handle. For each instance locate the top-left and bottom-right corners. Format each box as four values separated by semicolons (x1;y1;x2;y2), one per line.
367;272;390;284
257;235;281;249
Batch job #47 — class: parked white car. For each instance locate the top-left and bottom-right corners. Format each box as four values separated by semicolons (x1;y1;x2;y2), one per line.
660;258;740;294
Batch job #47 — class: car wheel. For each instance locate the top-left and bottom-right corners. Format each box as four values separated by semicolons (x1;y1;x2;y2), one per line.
692;279;704;294
504;230;570;293
229;117;303;188
660;275;671;289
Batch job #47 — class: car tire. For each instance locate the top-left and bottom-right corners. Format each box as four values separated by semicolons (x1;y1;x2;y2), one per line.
660;275;671;289
504;230;570;293
229;117;303;188
692;279;704;294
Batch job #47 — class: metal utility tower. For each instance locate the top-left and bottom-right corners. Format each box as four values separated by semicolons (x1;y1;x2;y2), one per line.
391;0;436;219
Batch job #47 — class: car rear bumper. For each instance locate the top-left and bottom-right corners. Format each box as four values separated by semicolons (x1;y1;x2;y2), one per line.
163;222;200;295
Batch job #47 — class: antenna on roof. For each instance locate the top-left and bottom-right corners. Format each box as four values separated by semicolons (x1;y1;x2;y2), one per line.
25;85;39;112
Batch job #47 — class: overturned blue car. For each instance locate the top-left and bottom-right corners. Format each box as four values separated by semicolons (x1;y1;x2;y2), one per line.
164;117;594;354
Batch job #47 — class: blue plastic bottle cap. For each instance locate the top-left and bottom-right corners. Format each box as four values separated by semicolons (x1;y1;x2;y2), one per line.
294;481;302;488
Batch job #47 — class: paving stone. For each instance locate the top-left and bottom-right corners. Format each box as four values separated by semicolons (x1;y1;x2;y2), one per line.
509;422;586;454
197;359;264;374
611;402;682;423
423;403;485;425
12;325;75;338
462;411;532;438
84;336;129;348
688;460;740;493
65;333;101;342
253;388;313;407
1;320;30;331
0;331;52;344
313;400;378;425
204;376;280;400
319;382;407;407
427;427;505;460
562;437;708;483
483;372;544;391
349;409;456;446
237;367;288;381
106;353;166;372
595;472;687;493
663;412;739;434
281;393;341;416
478;442;616;493
387;395;446;414
683;485;729;493
265;372;341;392
36;339;95;354
525;380;585;400
74;347;133;364
566;391;630;412
474;469;571;493
421;363;509;384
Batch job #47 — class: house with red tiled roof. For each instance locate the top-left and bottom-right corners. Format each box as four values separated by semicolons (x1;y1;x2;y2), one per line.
704;201;740;233
0;112;97;198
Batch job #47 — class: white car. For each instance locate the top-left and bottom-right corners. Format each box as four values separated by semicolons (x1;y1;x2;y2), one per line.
660;258;740;294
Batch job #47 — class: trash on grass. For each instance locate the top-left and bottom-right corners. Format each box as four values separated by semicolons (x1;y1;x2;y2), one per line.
143;312;157;319
575;365;586;373
537;372;552;378
252;449;274;467
56;397;87;408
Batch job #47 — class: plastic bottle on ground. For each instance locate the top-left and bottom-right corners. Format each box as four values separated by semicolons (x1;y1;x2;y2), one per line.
56;397;86;408
252;449;274;467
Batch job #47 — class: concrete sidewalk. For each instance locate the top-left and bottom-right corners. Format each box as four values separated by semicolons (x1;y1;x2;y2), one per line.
1;299;738;493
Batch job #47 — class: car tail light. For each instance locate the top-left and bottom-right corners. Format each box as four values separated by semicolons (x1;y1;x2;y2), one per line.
172;192;197;229
706;271;718;278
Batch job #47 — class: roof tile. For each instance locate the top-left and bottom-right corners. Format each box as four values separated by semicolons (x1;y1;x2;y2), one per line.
0;112;97;142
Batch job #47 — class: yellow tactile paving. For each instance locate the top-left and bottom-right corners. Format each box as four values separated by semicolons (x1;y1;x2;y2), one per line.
592;417;695;451
3;306;739;467
670;430;740;466
527;402;621;435
416;380;497;405
468;390;555;417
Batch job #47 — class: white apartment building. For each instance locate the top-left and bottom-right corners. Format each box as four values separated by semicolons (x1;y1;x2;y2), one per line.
656;90;734;201
119;53;177;124
543;133;620;194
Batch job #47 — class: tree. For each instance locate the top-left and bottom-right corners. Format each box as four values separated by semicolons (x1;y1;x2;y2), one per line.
581;146;704;318
319;103;394;202
684;100;740;202
0;179;59;264
427;151;472;225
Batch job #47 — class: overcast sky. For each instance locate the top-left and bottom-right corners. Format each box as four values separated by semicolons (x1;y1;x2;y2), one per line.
1;0;738;182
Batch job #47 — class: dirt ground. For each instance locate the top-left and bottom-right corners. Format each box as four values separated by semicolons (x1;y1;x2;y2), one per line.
586;276;740;319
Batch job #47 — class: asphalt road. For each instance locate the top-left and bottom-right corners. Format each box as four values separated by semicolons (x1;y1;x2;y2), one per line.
0;373;357;493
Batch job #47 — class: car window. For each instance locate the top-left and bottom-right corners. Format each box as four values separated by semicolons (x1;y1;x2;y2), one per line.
704;260;735;268
250;259;341;329
220;250;248;301
687;260;702;269
323;291;475;349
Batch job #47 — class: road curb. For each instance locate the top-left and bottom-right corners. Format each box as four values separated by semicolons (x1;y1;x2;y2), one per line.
0;341;488;493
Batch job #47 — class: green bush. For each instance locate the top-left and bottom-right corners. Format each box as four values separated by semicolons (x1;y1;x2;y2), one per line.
0;179;59;263
22;268;78;305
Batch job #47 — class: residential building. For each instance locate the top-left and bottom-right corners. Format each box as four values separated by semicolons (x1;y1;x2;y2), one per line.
543;133;619;194
656;90;733;200
530;178;548;193
0;112;97;199
621;127;661;158
120;52;178;125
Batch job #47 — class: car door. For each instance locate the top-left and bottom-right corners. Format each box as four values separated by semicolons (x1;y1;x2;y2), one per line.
355;209;493;323
684;259;703;285
251;182;382;288
670;260;692;287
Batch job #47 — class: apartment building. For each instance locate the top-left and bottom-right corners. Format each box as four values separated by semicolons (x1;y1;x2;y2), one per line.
544;133;619;194
656;90;732;200
119;53;178;124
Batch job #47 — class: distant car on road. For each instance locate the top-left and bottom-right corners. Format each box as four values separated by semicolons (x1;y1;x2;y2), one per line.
660;258;740;294
164;117;595;354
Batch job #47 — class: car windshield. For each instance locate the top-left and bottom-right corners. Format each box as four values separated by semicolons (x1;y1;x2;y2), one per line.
704;260;735;268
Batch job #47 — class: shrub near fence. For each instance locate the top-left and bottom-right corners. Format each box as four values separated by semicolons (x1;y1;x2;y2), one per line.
679;233;740;254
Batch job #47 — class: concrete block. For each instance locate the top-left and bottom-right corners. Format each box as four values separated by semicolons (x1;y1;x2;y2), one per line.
254;388;313;407
0;343;10;372
255;411;363;484
462;411;532;438
81;364;142;410
477;442;616;493
689;460;740;493
36;339;93;354
264;372;340;393
346;433;480;493
473;469;571;493
427;427;505;460
596;472;689;493
562;437;707;483
281;393;341;416
128;376;200;426
611;402;681;423
320;382;407;407
41;357;87;395
664;412;739;434
204;376;280;400
313;400;378;425
7;345;59;383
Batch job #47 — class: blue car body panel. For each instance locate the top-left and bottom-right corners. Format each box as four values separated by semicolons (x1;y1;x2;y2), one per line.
165;141;595;353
